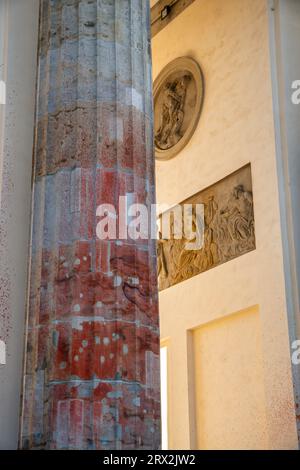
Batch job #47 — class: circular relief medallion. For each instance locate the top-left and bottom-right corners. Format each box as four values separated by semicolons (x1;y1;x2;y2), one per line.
154;57;204;160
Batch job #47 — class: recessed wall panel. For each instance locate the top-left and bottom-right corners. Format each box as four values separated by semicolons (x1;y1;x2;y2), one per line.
192;306;268;449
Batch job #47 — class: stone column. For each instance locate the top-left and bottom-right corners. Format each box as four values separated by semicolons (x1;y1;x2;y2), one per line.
20;0;160;450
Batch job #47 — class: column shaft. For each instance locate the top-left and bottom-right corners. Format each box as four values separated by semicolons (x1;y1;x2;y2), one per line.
20;0;160;450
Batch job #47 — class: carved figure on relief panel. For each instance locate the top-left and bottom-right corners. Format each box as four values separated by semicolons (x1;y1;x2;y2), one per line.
206;195;218;226
221;185;253;240
195;196;219;271
175;208;200;280
196;227;217;271
157;232;169;281
157;230;182;288
217;185;255;259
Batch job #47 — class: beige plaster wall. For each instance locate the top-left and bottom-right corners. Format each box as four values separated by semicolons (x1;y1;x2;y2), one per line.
152;0;298;449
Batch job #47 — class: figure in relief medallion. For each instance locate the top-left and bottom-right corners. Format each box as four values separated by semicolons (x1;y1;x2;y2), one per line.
155;75;191;150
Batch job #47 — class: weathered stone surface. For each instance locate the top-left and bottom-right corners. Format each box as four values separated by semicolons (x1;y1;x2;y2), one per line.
20;0;160;450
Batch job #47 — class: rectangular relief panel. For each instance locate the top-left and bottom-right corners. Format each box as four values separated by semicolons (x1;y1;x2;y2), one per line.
158;164;255;290
192;306;268;450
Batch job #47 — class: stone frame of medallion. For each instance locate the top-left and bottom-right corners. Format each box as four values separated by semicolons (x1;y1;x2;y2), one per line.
154;56;204;161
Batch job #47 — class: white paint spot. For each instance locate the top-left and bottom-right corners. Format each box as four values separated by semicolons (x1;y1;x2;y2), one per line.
82;340;88;348
60;256;65;261
63;262;69;268
103;337;110;346
83;256;87;261
95;301;103;308
73;304;81;312
126;87;143;112
0;340;6;365
109;353;114;359
74;355;79;362
72;318;83;331
95;336;101;344
132;397;140;407
123;344;129;355
80;293;83;298
79;347;83;353
0;80;6;105
114;275;122;287
129;276;139;285
74;258;81;265
60;362;67;370
100;355;105;364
